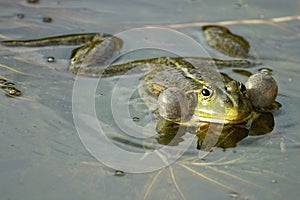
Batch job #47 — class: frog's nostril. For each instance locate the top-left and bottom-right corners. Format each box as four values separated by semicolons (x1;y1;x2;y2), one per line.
224;98;232;107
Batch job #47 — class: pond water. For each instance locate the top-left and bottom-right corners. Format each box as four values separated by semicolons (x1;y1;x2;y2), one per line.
0;0;300;199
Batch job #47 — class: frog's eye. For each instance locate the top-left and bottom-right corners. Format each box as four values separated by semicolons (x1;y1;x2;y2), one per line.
201;87;213;98
201;88;211;96
199;87;214;105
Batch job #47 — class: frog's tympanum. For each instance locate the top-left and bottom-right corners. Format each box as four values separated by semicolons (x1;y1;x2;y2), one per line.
1;25;279;150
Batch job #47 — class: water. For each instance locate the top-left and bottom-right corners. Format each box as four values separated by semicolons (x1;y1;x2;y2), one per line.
0;0;300;199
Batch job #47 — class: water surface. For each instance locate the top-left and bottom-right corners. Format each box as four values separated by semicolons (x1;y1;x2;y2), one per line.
0;0;300;199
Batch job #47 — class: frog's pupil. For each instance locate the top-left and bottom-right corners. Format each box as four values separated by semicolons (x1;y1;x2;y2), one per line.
202;88;211;96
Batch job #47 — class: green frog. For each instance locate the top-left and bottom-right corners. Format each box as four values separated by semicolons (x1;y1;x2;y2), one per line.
0;26;276;127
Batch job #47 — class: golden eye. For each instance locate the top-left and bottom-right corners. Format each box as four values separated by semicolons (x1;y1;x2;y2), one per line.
198;87;215;105
200;87;213;99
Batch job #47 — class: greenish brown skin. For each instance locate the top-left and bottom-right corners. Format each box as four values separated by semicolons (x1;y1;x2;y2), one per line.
131;57;253;125
202;25;250;58
0;28;255;124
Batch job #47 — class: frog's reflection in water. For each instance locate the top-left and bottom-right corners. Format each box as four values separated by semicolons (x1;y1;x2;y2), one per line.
156;112;274;151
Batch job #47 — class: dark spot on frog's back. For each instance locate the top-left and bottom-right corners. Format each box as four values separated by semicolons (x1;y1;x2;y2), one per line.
202;25;250;58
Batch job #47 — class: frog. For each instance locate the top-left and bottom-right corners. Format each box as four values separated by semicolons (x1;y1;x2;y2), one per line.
0;26;277;127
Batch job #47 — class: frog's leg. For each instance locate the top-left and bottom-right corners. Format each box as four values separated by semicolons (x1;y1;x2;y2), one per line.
0;33;113;47
72;57;165;77
73;56;183;77
232;69;253;77
202;25;250;58
69;35;123;75
74;56;255;77
1;33;124;76
180;57;255;69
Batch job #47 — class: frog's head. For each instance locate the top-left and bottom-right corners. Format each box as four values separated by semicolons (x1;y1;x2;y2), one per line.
192;80;253;124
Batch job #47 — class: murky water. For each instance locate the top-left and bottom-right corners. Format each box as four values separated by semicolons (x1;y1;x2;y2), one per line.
0;0;300;199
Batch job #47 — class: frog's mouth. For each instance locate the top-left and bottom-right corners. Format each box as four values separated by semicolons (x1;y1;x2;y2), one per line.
223;90;254;124
191;92;254;125
191;108;254;125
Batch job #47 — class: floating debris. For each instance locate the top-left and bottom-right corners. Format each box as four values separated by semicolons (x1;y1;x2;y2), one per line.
114;170;125;177
132;117;140;122
280;137;286;153
47;56;55;63
43;17;52;23
16;13;25;19
0;78;22;97
271;179;277;183
3;86;22;97
259;67;273;75
234;0;248;8
26;0;39;3
228;191;239;198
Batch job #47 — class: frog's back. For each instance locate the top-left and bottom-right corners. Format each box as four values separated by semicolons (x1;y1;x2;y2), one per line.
141;57;225;96
138;58;217;111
